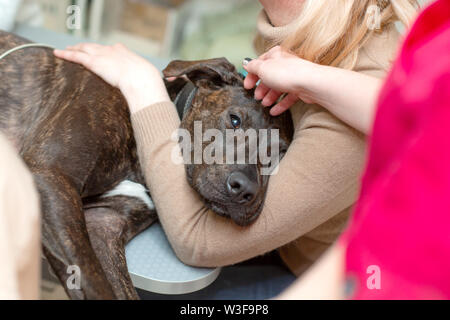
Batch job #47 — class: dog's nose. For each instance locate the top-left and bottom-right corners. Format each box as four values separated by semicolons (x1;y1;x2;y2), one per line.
226;171;258;204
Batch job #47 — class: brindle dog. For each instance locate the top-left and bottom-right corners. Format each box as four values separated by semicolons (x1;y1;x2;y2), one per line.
0;31;293;300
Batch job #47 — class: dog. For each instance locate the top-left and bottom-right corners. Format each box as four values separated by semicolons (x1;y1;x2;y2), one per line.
0;31;293;299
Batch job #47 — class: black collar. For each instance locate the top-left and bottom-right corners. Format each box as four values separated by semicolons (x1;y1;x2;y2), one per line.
174;82;198;120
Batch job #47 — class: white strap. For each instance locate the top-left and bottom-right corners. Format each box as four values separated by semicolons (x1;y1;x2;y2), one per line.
0;43;55;61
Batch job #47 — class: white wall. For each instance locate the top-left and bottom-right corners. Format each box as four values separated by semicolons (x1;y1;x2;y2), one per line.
0;0;22;31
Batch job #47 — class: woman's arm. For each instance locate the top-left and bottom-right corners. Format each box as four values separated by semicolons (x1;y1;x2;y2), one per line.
54;44;365;267
131;101;364;267
277;243;345;300
244;46;383;134
307;65;383;135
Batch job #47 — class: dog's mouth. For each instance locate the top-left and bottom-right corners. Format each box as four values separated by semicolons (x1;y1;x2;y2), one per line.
204;195;265;227
187;166;268;226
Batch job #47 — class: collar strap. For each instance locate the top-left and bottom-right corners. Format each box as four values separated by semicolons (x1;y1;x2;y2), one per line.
0;43;55;61
174;82;198;120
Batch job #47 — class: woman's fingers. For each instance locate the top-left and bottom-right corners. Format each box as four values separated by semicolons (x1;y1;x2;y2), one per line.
67;43;102;55
262;89;282;107
244;72;260;90
259;46;282;60
243;58;263;76
54;43;105;67
243;57;267;89
270;93;299;116
254;83;270;101
241;46;306;115
54;49;91;68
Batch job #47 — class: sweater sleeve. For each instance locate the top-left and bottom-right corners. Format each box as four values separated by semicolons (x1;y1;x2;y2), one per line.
131;101;366;268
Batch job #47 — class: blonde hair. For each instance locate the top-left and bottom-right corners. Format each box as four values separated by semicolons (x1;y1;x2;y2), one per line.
263;0;419;69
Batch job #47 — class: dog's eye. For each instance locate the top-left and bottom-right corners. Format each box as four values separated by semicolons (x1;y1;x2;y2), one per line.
230;115;241;129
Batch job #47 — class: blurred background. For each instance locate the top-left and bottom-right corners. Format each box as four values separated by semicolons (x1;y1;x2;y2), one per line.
0;0;433;69
0;0;262;70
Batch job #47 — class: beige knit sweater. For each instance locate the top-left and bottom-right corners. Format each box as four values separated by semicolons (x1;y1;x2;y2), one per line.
130;11;401;275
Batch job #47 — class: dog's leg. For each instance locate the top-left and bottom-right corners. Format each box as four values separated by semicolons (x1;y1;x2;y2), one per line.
34;171;117;300
84;194;157;300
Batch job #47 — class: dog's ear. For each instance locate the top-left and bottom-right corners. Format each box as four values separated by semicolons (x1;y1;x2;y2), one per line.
163;58;242;89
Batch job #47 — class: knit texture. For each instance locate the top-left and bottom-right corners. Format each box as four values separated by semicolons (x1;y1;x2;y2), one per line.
130;11;401;274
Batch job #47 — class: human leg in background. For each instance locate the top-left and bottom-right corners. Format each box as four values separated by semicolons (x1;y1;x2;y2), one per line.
0;133;41;300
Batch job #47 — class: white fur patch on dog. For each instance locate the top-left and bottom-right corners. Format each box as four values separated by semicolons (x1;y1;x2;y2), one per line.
103;180;155;210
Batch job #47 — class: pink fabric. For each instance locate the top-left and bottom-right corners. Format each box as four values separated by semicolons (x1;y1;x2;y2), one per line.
343;0;450;299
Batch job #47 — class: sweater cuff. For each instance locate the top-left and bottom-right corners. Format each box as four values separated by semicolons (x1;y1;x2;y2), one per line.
131;102;180;144
130;102;181;169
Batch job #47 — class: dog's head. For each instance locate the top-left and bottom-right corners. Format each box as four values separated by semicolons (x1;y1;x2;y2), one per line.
164;58;293;226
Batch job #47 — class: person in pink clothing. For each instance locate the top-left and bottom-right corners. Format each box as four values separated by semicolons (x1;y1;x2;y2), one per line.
343;0;450;299
243;0;450;299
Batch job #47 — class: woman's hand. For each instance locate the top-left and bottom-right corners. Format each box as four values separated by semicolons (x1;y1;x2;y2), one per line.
244;46;381;134
243;46;322;116
54;43;170;114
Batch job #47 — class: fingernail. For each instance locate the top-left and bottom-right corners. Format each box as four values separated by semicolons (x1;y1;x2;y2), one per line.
243;58;253;66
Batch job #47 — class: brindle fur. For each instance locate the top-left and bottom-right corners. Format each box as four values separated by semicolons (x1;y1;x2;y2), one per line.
164;60;293;226
0;31;157;300
0;32;293;299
